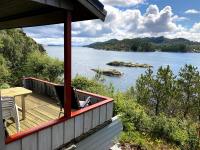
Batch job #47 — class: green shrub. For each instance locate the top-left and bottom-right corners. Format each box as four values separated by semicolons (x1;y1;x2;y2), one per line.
0;83;10;89
114;92;151;132
24;51;64;83
0;29;45;85
0;54;10;85
72;75;200;149
72;75;114;97
152;115;189;146
119;131;149;149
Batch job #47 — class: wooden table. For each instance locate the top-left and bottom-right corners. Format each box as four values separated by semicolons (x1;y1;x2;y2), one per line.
1;87;32;120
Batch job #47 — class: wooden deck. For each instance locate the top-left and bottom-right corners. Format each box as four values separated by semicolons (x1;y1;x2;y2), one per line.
5;88;114;150
6;93;63;135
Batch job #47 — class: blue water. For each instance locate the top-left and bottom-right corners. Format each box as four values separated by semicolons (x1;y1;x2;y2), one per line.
44;46;200;91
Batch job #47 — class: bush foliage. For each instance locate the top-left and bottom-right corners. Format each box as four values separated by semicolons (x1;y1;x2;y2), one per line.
73;68;200;149
0;29;64;87
136;65;200;122
24;51;64;82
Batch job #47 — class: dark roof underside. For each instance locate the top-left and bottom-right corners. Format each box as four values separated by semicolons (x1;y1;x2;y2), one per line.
0;0;107;29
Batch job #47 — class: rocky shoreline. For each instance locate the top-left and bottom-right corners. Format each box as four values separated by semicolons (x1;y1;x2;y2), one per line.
91;69;123;77
107;61;153;68
91;61;152;77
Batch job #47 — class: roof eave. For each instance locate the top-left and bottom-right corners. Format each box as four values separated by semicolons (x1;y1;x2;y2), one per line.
31;0;107;21
78;0;107;21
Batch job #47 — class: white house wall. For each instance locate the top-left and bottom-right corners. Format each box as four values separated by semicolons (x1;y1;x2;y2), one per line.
5;102;114;150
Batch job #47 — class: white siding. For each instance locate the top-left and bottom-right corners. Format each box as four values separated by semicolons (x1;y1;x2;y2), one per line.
6;140;21;150
92;107;100;128
52;123;64;149
106;102;113;121
76;116;122;150
38;128;51;150
6;103;114;150
22;133;37;150
100;105;107;124
75;114;84;138
84;111;92;133
64;118;75;143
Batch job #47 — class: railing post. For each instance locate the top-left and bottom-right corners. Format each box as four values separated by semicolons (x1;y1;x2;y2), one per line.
64;11;72;118
22;76;26;88
0;98;6;150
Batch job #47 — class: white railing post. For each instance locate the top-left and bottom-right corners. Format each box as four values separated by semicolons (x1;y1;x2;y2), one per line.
0;99;5;150
22;76;26;88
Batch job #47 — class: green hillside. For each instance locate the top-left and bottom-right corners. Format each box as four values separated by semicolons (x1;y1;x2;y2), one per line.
87;36;200;52
0;29;63;86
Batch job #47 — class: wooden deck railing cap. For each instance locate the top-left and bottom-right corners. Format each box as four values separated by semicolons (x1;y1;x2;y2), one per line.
23;77;62;86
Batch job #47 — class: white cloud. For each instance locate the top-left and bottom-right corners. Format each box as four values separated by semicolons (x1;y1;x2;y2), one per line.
185;9;200;14
142;5;178;33
23;24;64;39
172;15;188;22
100;0;145;7
24;4;200;45
35;37;64;45
190;23;200;32
71;5;183;42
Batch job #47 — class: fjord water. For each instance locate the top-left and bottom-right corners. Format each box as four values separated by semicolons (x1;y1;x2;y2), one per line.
45;46;200;91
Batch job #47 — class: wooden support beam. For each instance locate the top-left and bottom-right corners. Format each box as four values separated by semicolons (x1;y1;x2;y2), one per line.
0;99;6;150
64;12;72;118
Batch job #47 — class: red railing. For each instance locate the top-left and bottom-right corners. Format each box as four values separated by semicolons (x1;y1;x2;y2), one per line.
5;77;113;144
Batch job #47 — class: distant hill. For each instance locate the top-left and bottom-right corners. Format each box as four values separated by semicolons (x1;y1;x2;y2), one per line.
47;44;63;46
86;36;200;52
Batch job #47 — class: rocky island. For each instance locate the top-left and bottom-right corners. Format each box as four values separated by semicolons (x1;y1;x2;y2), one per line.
107;61;152;68
91;69;123;77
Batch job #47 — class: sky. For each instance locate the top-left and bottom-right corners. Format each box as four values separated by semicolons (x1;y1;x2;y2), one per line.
23;0;200;46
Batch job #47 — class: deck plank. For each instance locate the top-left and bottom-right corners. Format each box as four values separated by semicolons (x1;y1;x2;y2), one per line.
6;93;61;135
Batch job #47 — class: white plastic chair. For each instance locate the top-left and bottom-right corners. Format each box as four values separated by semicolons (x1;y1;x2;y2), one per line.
73;88;91;108
79;96;91;108
1;96;20;132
